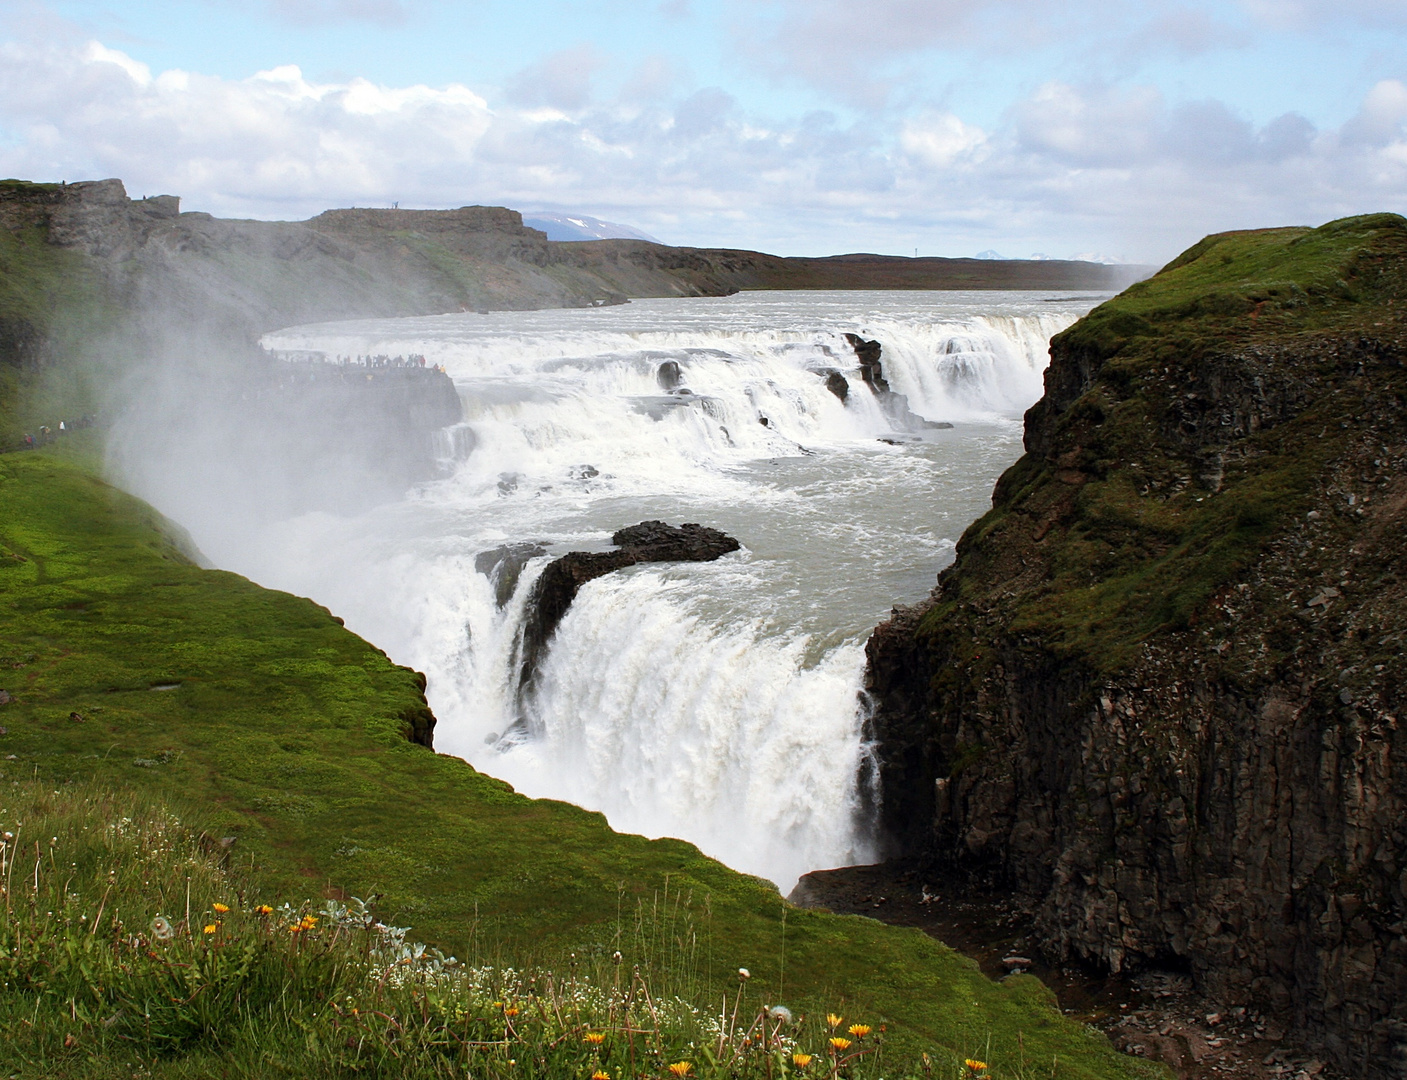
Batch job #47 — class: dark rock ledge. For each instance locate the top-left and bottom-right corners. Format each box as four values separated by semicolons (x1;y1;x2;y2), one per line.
517;521;740;689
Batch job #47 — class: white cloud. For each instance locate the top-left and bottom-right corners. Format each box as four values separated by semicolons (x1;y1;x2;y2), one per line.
84;41;151;86
900;112;987;167
504;46;605;112
0;35;1404;262
1342;79;1407;147
1240;0;1407;30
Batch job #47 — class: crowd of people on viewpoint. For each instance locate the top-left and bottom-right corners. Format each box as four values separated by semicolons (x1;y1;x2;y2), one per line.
332;353;446;372
20;413;96;450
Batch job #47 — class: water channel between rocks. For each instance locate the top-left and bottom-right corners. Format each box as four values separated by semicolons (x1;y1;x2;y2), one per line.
195;289;1106;894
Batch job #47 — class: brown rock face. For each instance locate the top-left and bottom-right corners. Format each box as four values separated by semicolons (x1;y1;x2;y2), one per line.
864;215;1407;1077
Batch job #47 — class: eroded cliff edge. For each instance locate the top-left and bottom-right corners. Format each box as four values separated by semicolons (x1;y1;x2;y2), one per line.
865;213;1407;1077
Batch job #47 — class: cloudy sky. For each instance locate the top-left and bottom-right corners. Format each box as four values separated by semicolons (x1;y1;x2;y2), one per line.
2;0;1406;262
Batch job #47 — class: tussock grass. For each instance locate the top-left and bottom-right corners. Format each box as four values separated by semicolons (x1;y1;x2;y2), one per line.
0;778;1045;1080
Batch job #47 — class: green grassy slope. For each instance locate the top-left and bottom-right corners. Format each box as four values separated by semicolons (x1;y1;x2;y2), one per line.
0;439;1154;1079
0;208;124;446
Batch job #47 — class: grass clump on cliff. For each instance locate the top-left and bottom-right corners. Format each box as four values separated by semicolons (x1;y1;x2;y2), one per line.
0;776;902;1079
926;212;1407;672
0;439;1157;1079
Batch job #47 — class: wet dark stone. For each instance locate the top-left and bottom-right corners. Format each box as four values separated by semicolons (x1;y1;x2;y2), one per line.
657;360;683;391
822;369;850;402
845;333;889;393
519;521;740;690
475;543;548;607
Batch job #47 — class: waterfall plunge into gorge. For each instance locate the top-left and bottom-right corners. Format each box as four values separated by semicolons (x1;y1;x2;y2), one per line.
180;290;1102;892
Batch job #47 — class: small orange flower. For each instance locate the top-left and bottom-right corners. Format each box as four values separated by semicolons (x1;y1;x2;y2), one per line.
964;1061;988;1074
826;1013;843;1028
847;1024;871;1039
300;915;318;930
256;904;273;915
583;1032;606;1046
792;1053;813;1068
212;903;230;914
828;1037;851;1052
667;1064;692;1077
504;1006;519;1018
202;924;217;935
592;1072;610;1080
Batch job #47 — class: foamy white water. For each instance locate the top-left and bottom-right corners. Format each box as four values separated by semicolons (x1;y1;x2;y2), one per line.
187;290;1100;892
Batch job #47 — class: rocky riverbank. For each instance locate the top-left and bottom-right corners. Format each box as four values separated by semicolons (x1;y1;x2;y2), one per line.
862;214;1407;1078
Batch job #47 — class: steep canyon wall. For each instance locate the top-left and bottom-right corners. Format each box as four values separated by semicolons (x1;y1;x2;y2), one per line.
866;214;1407;1078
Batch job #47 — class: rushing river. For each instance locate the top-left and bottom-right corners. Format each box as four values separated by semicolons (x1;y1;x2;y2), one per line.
186;290;1102;892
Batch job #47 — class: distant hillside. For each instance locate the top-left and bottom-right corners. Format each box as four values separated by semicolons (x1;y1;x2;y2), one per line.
1;178;1152;349
0;176;1151;455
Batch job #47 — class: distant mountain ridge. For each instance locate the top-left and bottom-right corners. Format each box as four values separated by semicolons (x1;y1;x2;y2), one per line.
0;177;1155;359
522;211;662;244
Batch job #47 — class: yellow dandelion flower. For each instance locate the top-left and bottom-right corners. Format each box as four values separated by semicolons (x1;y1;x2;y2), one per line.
667;1063;692;1077
592;1072;610;1080
203;924;217;935
826;1013;843;1028
212;903;230;914
828;1037;851;1052
583;1032;606;1046
964;1060;988;1073
847;1024;871;1039
256;904;273;915
791;1053;813;1068
504;1006;519;1018
300;915;318;929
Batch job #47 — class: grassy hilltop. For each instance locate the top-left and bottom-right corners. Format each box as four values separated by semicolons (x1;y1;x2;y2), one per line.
0;187;122;445
935;211;1407;666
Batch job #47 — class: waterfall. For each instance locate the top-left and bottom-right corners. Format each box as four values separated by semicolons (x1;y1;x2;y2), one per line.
194;290;1101;891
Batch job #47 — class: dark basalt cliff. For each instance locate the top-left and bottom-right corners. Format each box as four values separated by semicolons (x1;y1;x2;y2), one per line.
865;214;1407;1077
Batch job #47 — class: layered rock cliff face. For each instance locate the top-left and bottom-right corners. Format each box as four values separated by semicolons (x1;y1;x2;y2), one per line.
865;214;1407;1077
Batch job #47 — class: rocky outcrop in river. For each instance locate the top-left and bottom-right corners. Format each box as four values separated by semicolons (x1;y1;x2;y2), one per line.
518;521;740;689
843;333;949;432
864;213;1407;1078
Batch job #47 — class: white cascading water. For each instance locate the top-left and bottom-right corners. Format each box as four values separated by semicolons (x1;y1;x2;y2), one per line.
179;290;1100;892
